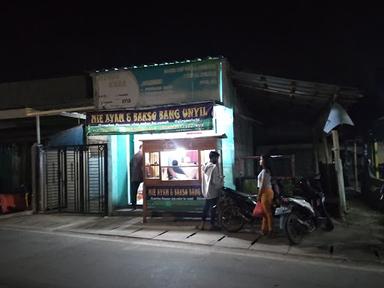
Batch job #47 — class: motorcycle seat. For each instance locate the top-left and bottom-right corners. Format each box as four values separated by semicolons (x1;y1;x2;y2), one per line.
290;195;307;200
235;191;257;198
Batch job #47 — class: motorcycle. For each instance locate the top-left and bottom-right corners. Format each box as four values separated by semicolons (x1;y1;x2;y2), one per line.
283;176;334;244
217;187;291;233
217;175;334;245
217;187;256;232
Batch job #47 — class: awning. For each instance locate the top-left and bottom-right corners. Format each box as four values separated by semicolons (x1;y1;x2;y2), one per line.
0;106;94;144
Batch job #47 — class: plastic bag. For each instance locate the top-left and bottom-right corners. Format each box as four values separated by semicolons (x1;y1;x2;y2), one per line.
252;202;265;218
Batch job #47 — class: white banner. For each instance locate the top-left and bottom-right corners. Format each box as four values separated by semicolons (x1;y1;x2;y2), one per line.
94;71;139;110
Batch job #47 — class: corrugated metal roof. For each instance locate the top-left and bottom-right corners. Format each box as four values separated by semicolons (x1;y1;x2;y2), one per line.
92;56;223;74
232;70;362;106
231;70;363;126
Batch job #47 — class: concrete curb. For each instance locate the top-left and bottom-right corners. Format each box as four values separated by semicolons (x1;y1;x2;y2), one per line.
59;228;384;268
1;212;383;267
23;218;382;267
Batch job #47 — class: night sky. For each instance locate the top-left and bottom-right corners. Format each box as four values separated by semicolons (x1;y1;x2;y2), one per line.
1;2;383;110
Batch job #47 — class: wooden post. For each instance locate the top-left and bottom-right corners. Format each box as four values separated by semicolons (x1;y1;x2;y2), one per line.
332;130;347;216
36;115;41;144
312;129;320;174
291;155;296;178
31;143;37;213
374;142;379;178
354;142;359;193
322;135;331;164
143;184;147;223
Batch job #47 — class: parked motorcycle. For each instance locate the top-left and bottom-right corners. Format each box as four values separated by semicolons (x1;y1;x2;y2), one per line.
217;187;257;232
361;157;384;211
217;187;291;233
217;175;334;245
283;176;334;244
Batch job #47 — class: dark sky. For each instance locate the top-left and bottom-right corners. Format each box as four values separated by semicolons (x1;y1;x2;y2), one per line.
1;1;383;93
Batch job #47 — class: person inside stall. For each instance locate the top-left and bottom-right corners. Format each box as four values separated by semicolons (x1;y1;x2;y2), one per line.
168;160;187;180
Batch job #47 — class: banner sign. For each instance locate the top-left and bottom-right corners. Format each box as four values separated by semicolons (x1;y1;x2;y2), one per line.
93;71;140;110
93;58;221;110
86;118;213;135
146;186;203;200
86;102;213;126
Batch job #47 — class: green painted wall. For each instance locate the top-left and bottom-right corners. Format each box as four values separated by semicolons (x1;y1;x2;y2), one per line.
111;135;129;208
215;106;235;189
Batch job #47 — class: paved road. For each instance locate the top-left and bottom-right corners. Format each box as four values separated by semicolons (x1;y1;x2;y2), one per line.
0;228;383;288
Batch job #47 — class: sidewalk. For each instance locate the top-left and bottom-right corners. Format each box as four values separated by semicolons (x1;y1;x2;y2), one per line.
1;198;383;266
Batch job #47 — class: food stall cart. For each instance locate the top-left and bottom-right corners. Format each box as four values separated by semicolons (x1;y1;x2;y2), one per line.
141;135;224;222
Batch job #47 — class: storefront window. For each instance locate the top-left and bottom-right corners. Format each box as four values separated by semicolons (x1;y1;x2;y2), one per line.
145;152;160;179
144;148;221;181
160;150;199;181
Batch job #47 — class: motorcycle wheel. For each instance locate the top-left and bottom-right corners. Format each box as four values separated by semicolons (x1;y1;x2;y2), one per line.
284;212;306;245
220;205;245;233
322;217;334;231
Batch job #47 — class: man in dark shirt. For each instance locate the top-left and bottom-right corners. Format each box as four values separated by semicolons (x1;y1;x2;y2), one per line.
130;144;143;209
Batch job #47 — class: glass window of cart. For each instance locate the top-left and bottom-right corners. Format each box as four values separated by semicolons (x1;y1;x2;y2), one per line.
160;150;199;181
144;152;160;179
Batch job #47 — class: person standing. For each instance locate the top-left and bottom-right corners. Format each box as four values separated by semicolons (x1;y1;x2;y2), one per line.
130;144;143;210
257;155;274;236
200;151;224;230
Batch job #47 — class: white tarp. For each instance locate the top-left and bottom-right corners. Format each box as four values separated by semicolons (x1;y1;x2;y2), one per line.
323;102;354;133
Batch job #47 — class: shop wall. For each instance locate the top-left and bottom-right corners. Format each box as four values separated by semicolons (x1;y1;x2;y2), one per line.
214;105;235;189
234;115;256;174
232;113;258;192
251;121;316;177
256;121;313;145
218;64;253;188
0;144;30;194
221;60;236;108
47;125;84;146
231;86;257;183
255;144;315;178
0;145;17;193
